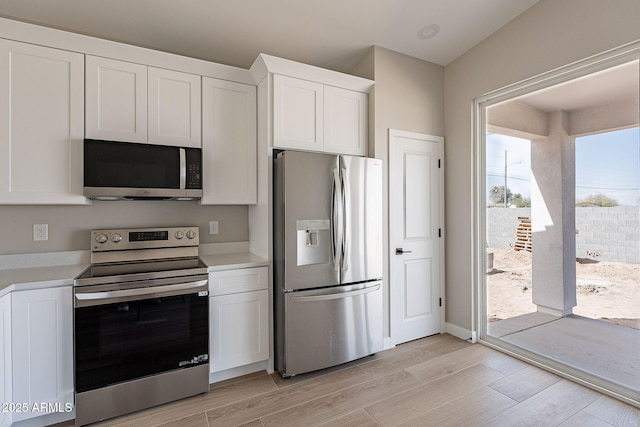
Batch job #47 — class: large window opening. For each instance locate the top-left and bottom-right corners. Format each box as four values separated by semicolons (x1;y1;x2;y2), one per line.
574;127;640;329
475;45;639;404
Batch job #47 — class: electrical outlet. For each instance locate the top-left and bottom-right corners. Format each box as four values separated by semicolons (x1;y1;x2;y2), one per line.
33;224;48;241
209;221;219;235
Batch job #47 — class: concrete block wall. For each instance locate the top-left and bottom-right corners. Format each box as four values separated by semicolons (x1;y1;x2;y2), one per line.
487;207;639;264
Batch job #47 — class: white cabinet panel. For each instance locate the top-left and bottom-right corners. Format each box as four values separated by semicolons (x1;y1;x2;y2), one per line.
85;55;148;143
148;68;201;148
272;74;367;156
210;290;269;372
209;267;267;296
202;78;257;204
273;74;324;151
11;286;73;422
0;39;86;204
86;56;201;147
323;86;367;156
0;294;11;427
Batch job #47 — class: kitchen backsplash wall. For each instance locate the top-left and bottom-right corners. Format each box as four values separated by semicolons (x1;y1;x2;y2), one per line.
0;203;248;255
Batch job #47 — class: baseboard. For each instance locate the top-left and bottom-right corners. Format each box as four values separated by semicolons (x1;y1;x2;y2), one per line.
209;360;269;384
445;322;477;343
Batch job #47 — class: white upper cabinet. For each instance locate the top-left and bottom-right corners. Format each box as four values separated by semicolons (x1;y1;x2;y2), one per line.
323;86;368;156
271;73;368;156
0;39;87;205
86;56;201;147
273;74;324;152
148;67;201;147
201;78;257;204
85;56;148;143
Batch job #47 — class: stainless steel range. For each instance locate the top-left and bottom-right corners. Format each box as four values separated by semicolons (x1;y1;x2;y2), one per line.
73;226;209;426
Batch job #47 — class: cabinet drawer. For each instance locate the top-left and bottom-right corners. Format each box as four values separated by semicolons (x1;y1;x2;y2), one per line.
209;267;268;296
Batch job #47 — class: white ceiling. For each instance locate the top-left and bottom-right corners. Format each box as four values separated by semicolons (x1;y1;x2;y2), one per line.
0;0;539;72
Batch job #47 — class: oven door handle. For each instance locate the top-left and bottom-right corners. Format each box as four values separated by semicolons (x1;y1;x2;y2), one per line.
75;279;208;304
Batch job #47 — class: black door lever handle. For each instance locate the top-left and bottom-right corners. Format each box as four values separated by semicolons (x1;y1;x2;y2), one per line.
395;248;412;255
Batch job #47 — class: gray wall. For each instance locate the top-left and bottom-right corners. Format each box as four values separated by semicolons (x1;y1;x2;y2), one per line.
351;46;444;337
444;0;640;332
487;207;639;264
0;203;248;255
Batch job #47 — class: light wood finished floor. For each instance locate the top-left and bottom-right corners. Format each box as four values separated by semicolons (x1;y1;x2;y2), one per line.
66;334;639;427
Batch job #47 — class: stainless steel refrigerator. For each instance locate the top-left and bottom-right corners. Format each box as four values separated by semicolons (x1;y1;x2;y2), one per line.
274;150;383;377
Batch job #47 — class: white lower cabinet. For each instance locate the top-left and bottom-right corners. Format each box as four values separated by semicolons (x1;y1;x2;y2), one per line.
0;294;11;427
10;287;73;424
209;267;269;373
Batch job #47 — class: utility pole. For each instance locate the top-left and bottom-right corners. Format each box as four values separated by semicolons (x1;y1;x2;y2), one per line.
504;150;508;207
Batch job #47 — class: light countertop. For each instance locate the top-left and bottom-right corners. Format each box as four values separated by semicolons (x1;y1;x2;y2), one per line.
0;251;268;298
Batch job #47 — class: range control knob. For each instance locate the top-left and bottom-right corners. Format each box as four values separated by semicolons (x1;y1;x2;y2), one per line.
110;233;123;243
95;234;108;244
175;231;185;240
186;230;197;239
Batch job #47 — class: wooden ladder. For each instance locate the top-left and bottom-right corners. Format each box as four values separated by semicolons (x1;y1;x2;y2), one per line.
514;216;532;252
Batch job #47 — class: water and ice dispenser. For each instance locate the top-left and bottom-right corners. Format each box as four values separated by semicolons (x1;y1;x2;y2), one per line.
296;220;330;266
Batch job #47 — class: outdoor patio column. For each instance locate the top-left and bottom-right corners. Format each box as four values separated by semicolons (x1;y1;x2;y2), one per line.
530;111;577;316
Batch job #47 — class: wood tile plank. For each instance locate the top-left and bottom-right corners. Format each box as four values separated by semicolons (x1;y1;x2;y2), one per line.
317;409;380;427
583;395;640;427
259;370;421;427
558;411;615;427
397;386;517;427
489;365;561;402
206;365;375;426
154;412;209;427
482;379;601;427
366;363;506;426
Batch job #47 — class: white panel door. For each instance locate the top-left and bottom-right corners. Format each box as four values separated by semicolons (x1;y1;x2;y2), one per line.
11;287;73;422
389;129;444;345
323;86;368;156
273;74;323;151
85;56;148;143
0;39;86;204
201;77;257;204
148;67;201;147
210;290;269;372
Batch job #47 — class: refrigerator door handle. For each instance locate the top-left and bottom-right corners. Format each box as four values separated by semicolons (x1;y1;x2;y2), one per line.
340;167;350;272
331;167;343;271
290;284;381;303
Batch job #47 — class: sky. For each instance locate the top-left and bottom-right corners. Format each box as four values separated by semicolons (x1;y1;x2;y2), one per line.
486;127;640;206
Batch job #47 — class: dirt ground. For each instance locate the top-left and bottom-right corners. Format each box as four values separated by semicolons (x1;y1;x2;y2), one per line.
486;248;640;329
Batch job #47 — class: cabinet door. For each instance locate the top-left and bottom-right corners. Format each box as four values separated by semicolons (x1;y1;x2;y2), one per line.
202;78;257;204
210;290;269;372
11;287;73;422
85;55;148;143
323;86;368;156
148;67;201;148
273;74;323;151
0;294;11;427
0;39;86;204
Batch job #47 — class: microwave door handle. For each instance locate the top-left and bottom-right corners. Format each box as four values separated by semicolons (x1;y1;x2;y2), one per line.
179;148;187;189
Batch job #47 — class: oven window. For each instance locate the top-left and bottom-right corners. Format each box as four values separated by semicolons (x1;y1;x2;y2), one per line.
75;293;208;393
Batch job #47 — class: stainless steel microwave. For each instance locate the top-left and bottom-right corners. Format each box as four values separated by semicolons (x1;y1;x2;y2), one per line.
83;139;203;200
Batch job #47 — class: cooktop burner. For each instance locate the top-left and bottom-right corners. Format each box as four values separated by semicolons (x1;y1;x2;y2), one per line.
77;257;207;280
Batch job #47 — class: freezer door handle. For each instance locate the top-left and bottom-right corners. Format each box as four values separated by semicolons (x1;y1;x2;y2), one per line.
290;284;381;303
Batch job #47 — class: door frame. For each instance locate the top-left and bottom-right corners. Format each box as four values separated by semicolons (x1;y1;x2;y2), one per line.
388;129;446;345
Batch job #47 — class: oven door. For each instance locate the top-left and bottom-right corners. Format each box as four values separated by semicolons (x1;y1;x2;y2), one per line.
74;275;209;394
